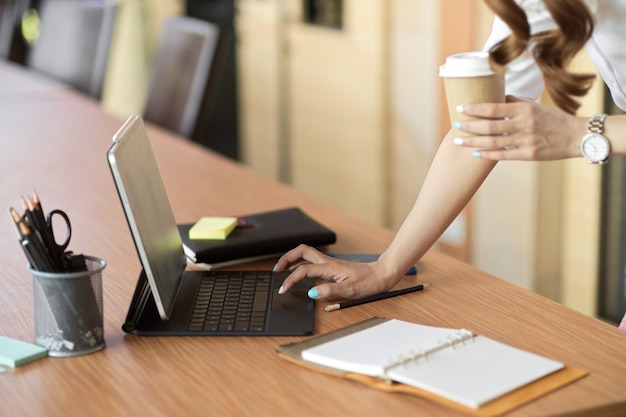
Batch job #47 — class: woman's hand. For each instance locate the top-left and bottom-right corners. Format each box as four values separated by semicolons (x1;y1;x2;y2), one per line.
274;244;398;300
452;96;587;161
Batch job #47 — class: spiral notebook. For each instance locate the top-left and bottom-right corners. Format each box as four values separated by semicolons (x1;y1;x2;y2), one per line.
278;318;587;417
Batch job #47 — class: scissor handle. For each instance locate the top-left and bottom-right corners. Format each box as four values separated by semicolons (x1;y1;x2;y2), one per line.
46;209;72;253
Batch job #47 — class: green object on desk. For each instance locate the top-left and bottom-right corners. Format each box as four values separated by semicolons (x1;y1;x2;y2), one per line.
0;336;48;367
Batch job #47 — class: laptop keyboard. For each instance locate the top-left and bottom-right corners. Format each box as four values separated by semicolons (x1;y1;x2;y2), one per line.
188;271;271;332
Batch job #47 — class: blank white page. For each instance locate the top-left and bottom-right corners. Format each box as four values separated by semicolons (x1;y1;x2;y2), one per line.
388;335;564;408
301;320;464;377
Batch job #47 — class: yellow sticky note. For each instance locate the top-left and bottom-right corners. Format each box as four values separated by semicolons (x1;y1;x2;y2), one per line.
189;216;238;240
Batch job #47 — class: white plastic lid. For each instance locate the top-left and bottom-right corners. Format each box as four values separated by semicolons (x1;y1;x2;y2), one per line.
439;51;494;77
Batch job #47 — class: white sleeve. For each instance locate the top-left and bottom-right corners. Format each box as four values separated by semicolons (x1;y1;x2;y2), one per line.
584;1;626;112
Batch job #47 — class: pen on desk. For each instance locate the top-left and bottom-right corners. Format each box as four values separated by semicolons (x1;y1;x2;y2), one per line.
324;284;430;312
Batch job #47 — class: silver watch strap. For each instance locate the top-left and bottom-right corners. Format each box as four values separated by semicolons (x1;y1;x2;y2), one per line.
588;114;607;134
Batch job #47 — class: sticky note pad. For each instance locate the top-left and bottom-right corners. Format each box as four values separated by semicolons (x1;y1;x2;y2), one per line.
0;336;48;367
189;216;238;240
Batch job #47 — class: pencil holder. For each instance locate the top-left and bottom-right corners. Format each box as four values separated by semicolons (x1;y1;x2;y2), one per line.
30;256;106;357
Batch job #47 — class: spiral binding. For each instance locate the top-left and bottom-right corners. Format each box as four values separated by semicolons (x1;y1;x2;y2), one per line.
381;329;475;383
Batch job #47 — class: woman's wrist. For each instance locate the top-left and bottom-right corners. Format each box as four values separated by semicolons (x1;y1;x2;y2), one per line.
376;252;413;288
571;115;590;158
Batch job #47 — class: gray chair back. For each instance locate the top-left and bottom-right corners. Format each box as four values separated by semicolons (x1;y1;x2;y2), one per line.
0;0;18;59
0;0;31;62
142;16;220;139
27;0;117;99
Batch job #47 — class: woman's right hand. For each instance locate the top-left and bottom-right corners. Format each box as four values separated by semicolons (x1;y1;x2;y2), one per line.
274;244;399;300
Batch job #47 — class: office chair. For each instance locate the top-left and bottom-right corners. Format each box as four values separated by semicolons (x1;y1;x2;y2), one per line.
142;15;220;139
0;0;30;62
0;0;17;59
26;0;117;99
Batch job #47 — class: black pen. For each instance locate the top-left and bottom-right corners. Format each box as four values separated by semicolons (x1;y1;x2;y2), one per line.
324;284;430;312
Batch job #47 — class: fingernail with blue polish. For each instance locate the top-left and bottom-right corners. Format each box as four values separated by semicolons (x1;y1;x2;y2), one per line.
456;104;464;113
272;263;278;272
473;151;481;158
453;137;463;146
308;288;319;299
453;121;462;130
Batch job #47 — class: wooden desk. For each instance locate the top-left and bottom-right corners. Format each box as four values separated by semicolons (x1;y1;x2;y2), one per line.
1;66;626;417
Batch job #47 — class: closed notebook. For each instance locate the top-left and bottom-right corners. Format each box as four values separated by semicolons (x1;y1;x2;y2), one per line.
278;318;587;417
178;207;336;264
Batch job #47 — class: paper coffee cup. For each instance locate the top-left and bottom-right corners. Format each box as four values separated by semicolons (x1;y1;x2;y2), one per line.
439;52;504;134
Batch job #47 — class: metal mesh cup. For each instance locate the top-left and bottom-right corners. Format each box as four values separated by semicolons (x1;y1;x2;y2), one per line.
30;256;106;357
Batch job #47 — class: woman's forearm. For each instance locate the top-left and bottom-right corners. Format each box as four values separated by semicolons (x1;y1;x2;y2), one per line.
379;130;497;278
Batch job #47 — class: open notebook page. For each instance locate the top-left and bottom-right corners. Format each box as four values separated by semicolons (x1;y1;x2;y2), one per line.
301;319;464;377
388;334;563;408
301;319;564;408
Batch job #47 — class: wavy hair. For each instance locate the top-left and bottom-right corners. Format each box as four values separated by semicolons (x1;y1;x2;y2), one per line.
483;0;596;114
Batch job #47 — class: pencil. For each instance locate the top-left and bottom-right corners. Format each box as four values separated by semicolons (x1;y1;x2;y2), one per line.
8;207;25;238
9;207;38;269
9;207;51;271
24;195;63;271
324;284;430;312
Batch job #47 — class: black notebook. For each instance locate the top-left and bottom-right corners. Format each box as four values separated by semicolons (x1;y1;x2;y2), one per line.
178;207;337;266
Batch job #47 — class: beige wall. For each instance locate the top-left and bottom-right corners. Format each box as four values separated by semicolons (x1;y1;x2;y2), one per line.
387;1;440;230
236;0;284;180
286;0;390;225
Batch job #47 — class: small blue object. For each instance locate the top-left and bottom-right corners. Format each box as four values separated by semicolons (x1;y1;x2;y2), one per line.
308;288;319;299
0;336;48;367
327;253;418;275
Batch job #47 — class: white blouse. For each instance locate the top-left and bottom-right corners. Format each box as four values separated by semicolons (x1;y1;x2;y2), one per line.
482;0;626;112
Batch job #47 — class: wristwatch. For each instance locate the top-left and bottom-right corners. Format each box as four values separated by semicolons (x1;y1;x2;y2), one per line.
580;114;610;164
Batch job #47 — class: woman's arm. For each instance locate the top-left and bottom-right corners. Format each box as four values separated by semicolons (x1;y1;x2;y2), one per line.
275;129;496;300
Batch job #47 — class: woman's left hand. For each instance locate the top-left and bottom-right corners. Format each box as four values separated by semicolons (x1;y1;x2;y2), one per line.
452;96;587;161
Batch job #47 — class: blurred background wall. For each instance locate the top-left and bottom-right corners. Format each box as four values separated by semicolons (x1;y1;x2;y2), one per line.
4;0;606;319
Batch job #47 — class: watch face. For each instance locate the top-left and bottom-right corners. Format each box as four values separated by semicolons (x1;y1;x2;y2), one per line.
582;133;610;163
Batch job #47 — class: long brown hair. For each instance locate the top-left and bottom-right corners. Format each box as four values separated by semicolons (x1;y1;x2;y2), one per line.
483;0;596;114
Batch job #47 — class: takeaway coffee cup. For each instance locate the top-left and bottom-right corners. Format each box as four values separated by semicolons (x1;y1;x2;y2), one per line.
439;51;505;134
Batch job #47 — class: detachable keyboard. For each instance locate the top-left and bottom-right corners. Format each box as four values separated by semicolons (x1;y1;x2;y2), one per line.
187;271;271;332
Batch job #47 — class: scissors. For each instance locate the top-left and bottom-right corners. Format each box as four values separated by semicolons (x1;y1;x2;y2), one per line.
45;208;72;259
